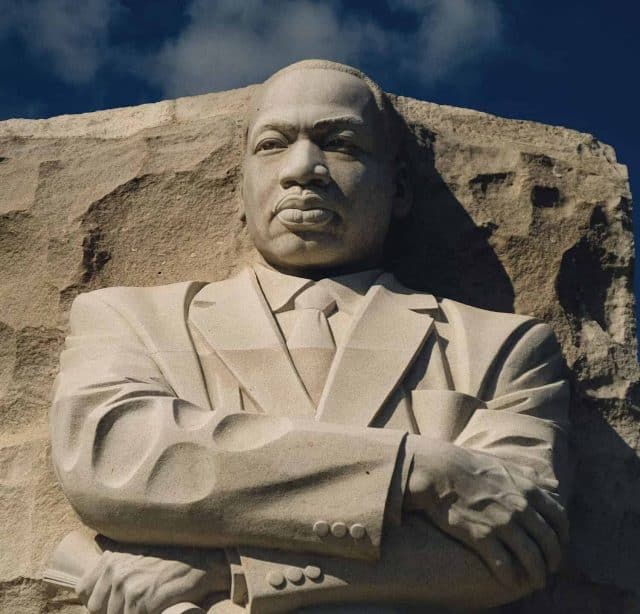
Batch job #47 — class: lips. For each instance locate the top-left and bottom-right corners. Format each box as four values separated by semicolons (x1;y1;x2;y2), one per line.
277;207;334;225
274;193;336;229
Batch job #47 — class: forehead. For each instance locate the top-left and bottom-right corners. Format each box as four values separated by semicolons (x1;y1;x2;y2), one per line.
250;68;381;133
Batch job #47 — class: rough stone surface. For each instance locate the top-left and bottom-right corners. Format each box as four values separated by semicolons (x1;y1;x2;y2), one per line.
0;86;637;613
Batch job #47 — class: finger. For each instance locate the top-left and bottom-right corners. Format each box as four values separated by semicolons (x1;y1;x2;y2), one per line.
531;488;570;545
446;507;520;588
77;552;110;605
473;535;521;588
123;588;143;614
106;584;126;614
518;506;562;573
87;556;115;614
108;553;144;614
449;525;519;587
497;524;546;591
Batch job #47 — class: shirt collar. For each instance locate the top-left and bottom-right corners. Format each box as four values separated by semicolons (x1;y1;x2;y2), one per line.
254;264;312;313
253;264;383;315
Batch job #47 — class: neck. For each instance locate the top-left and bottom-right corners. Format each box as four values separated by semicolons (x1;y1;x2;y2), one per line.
258;256;384;280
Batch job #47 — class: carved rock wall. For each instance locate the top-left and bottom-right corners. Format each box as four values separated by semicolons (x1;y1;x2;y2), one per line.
0;87;637;613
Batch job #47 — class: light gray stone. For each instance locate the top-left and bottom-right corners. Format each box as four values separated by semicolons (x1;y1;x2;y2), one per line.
0;60;637;613
47;62;570;612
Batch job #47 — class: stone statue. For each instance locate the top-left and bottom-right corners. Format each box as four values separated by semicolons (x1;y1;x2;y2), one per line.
49;60;570;614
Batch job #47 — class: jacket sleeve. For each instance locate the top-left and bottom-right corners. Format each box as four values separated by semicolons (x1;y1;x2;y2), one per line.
50;291;406;562
454;319;570;502
235;513;538;613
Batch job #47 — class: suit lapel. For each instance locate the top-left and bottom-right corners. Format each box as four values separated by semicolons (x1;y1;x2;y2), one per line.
188;268;316;418
316;277;436;426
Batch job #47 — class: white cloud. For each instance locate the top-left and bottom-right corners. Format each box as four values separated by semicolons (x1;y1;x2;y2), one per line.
146;0;386;97
0;0;503;94
400;0;503;81
146;0;503;97
0;0;121;84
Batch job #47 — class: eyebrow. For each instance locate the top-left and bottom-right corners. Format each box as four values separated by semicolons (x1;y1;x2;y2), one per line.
311;116;365;130
250;115;366;140
251;121;297;137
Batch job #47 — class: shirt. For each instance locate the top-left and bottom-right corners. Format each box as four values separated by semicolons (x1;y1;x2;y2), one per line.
253;263;383;348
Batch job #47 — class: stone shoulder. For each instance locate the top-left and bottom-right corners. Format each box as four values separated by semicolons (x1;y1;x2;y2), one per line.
438;296;545;330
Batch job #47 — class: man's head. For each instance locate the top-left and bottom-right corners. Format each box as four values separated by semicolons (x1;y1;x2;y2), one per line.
241;60;410;276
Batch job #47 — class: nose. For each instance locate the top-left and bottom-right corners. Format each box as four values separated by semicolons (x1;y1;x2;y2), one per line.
279;140;330;189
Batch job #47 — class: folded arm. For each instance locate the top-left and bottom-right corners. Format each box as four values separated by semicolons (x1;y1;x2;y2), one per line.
51;291;406;562
405;320;570;586
234;320;570;612
52;292;569;613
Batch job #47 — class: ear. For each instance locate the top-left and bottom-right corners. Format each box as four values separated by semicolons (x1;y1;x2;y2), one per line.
391;159;411;218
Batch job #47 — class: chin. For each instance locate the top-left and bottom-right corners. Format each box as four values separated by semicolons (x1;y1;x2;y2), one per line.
260;233;352;273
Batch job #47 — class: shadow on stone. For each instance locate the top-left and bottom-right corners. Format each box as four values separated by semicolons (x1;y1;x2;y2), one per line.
386;119;515;313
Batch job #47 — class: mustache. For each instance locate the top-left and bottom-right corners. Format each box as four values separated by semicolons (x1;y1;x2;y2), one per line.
273;191;328;214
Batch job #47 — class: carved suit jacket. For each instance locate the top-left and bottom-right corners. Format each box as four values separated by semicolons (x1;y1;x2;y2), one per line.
51;267;569;613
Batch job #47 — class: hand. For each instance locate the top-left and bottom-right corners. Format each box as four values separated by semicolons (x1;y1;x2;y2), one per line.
76;550;229;614
405;438;569;591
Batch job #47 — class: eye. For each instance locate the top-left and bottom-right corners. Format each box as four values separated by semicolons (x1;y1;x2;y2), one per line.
324;135;357;154
255;138;287;154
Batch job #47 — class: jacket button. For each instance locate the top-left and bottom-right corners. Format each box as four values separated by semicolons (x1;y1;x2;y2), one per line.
285;567;304;583
331;521;347;538
267;571;285;588
304;565;322;581
350;523;366;539
313;520;330;537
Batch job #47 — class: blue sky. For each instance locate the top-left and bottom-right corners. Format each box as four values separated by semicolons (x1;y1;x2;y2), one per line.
1;0;638;317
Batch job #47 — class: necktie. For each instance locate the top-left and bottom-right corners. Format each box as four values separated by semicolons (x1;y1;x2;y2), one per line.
286;284;337;406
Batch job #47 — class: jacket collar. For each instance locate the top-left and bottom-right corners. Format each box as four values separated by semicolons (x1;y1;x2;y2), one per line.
189;267;439;425
316;274;437;425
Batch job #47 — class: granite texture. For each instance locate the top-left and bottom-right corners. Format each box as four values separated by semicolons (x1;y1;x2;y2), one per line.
0;85;637;612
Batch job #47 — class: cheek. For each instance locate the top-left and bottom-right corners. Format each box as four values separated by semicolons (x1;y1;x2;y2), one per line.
329;160;367;191
243;162;266;198
242;162;278;218
334;162;394;208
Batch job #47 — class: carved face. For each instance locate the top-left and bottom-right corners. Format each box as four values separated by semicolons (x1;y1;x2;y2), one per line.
242;68;407;274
